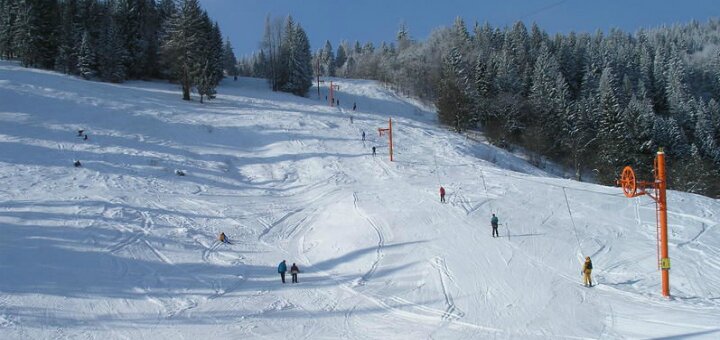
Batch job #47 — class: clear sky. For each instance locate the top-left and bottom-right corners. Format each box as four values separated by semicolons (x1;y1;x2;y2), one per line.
199;0;719;57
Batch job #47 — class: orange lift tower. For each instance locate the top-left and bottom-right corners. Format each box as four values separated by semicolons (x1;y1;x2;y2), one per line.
617;148;670;297
378;118;394;161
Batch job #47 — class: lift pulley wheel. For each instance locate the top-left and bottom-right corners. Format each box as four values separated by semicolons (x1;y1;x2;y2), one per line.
620;166;637;198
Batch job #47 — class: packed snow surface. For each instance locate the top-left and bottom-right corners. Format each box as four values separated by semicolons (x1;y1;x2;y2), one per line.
1;61;720;339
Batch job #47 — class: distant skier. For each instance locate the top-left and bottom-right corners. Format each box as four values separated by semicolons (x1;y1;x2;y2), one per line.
291;263;300;283
73;160;82;167
278;260;287;283
362;131;365;141
582;257;593;287
372;146;376;157
77;129;84;137
491;214;499;238
337;99;340;106
439;186;446;203
350;115;353;124
83;134;88;141
219;232;227;243
353;102;356;111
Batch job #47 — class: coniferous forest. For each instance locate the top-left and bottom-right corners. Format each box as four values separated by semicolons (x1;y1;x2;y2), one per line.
0;0;232;102
3;3;719;197
243;18;720;197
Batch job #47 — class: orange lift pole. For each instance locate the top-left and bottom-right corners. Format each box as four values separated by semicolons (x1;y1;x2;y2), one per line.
617;148;670;297
378;118;393;161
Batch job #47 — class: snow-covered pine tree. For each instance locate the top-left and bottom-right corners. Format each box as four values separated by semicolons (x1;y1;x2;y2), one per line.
335;42;347;70
529;43;564;134
77;30;96;79
320;40;335;76
97;14;127;83
286;23;312;96
161;0;204;100
276;15;295;91
397;21;411;51
436;47;473;132
596;66;628;180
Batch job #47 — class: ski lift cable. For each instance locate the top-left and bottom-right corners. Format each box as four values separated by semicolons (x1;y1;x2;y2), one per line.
478;166;494;213
432;151;442;186
562;186;584;259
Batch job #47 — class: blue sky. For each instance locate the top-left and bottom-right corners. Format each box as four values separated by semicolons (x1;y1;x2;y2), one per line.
199;0;719;57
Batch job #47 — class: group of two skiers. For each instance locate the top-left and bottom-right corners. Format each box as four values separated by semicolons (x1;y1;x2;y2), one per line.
278;260;300;283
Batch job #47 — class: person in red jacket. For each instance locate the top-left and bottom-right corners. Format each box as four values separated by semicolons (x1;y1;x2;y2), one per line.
440;186;446;203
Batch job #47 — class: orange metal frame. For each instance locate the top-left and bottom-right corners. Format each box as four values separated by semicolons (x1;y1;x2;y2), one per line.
378;118;393;161
618;149;670;297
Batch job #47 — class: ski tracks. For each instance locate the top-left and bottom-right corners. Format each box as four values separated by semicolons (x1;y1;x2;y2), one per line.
430;256;466;321
352;192;386;286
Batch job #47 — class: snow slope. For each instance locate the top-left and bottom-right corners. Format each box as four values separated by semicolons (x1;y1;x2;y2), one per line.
1;60;720;339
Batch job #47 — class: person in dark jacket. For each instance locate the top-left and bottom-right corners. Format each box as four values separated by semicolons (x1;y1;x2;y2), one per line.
582;257;593;287
362;131;365;141
353;102;356;111
278;260;287;283
290;263;300;283
439;186;446;203
372;146;376;156
491;214;499;237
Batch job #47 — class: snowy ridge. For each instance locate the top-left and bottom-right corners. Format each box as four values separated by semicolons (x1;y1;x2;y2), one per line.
1;61;720;339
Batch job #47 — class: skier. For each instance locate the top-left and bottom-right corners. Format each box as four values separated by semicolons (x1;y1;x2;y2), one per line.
353;102;356;111
582;256;593;287
439;186;446;203
337;99;340;107
77;129;84;137
291;263;300;283
278;260;287;283
362;131;365;141
491;214;499;238
350;115;353;124
372;146;376;157
219;232;227;243
73;160;82;167
83;134;88;141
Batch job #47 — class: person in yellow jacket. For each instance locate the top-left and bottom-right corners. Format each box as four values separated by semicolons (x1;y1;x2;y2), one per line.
582;256;593;287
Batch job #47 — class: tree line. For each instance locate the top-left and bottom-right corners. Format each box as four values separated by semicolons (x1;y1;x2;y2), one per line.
234;15;313;97
0;0;239;102
241;18;720;197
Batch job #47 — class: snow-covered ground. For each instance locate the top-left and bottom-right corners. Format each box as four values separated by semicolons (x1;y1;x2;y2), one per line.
1;60;719;339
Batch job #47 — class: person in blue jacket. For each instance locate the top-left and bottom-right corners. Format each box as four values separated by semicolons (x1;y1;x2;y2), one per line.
278;260;287;283
491;214;499;238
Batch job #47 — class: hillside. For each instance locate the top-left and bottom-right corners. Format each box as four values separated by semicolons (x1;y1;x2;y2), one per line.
1;61;719;339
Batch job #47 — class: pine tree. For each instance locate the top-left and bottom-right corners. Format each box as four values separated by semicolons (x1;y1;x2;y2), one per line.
161;0;204;100
0;0;18;59
397;21;411;51
335;43;347;69
529;43;564;134
97;15;127;83
77;30;95;79
222;37;238;78
596;66;627;181
279;22;312;96
320;40;335;76
436;47;473;132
